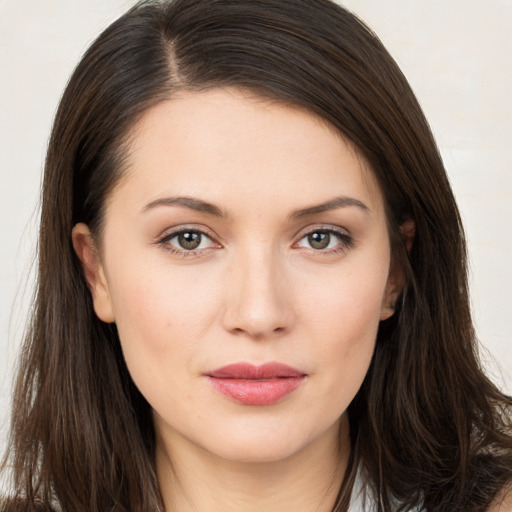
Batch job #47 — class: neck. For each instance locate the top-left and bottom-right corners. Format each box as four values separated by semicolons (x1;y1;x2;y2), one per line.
155;415;350;512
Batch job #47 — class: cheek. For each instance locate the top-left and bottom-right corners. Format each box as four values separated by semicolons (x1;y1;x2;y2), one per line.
106;258;222;383
299;258;388;340
295;254;389;390
106;261;223;416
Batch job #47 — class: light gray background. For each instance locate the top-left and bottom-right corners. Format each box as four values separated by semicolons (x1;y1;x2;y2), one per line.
1;0;511;461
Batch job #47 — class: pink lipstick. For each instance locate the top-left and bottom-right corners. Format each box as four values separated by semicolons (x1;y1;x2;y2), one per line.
207;362;306;405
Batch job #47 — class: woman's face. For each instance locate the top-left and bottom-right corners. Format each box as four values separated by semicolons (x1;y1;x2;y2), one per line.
75;88;399;463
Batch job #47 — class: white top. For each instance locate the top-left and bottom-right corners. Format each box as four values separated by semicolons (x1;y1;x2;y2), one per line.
348;472;423;512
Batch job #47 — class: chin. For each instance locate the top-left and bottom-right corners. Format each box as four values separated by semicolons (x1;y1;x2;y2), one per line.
196;416;341;465
212;436;309;464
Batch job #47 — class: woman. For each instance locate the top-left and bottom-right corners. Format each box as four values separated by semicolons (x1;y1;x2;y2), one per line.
2;0;511;510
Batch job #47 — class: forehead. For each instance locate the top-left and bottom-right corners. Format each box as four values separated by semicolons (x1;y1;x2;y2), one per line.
112;87;383;215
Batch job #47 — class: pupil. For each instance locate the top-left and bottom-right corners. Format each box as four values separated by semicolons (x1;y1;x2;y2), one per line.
178;232;201;250
309;232;330;250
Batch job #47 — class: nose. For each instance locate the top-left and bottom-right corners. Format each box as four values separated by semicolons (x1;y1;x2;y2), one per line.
222;247;295;340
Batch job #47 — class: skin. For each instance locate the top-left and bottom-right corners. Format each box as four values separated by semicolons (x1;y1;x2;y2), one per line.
73;88;404;511
489;486;512;512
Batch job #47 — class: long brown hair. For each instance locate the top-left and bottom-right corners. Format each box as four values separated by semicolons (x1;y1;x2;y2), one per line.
3;1;511;511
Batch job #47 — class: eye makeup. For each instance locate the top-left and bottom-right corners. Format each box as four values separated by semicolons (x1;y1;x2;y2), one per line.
154;223;354;260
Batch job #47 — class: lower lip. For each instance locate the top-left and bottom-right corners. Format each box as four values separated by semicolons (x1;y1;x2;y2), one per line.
208;376;305;405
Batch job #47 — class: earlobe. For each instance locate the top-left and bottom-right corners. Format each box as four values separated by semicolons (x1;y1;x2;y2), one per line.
380;265;405;321
380;280;401;321
380;219;414;321
380;301;396;321
71;223;115;323
400;218;415;253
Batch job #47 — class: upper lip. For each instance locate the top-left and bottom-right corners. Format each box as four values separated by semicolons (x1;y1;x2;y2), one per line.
208;362;306;379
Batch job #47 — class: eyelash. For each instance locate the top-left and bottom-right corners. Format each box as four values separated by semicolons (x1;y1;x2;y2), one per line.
293;227;354;255
157;228;220;259
156;226;353;258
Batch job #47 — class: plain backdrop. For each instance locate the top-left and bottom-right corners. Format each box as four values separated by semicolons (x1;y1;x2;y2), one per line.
1;0;511;460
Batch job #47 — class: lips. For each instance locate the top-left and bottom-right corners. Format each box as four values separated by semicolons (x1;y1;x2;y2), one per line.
207;362;306;405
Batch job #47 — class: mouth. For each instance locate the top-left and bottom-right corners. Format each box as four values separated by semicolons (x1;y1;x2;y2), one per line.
206;362;307;406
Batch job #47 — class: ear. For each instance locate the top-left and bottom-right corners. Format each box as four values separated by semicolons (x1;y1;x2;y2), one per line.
380;270;403;321
380;219;415;320
72;223;115;323
400;218;415;254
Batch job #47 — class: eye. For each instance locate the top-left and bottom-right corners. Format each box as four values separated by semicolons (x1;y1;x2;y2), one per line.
161;229;217;252
295;229;351;252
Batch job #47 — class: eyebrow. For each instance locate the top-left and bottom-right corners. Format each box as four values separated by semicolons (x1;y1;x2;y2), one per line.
141;195;369;218
291;196;370;218
142;196;226;217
